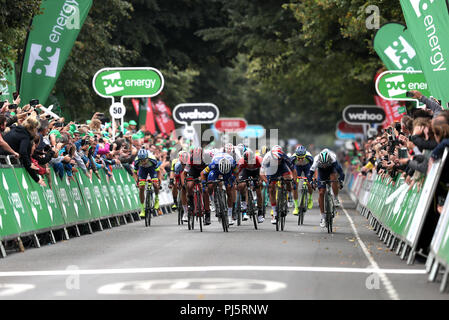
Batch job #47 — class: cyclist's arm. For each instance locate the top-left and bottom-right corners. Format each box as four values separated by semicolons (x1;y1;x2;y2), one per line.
333;161;345;181
200;166;210;182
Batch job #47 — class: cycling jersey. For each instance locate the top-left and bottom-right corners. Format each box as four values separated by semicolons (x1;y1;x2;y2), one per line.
308;149;345;188
261;153;294;181
202;152;238;186
290;151;314;177
134;153;160;182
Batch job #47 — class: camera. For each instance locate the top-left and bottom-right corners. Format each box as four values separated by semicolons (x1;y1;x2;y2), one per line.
30;99;39;106
399;147;408;159
405;91;414;98
8;104;18;110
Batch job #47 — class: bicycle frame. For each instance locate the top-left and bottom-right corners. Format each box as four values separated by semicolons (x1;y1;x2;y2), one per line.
238;177;260;230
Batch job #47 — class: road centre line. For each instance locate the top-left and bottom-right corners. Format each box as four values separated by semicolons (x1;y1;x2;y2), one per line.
0;266;426;277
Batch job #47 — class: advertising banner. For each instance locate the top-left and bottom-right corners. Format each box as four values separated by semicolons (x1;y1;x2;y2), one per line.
400;0;449;108
20;0;93;105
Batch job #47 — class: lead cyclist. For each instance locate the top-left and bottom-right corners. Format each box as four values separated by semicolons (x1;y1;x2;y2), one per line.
308;148;345;228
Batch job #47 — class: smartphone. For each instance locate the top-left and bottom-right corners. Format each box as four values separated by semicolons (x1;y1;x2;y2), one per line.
399;147;408;159
8;104;18;110
0;101;5;108
30;99;39;106
405;91;414;98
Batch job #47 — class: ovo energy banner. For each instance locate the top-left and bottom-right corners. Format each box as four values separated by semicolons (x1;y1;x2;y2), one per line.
400;0;449;108
20;0;93;106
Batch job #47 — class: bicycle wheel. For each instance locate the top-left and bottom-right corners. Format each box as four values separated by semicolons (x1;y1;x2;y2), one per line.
275;189;281;232
324;191;332;233
177;193;182;225
196;191;203;233
280;188;286;231
145;188;153;227
248;191;257;230
219;190;228;232
236;193;241;226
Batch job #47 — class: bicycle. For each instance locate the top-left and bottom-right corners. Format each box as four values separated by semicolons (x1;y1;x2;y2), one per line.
315;179;338;234
238;177;259;230
272;177;292;231
296;176;309;226
261;182;269;218
207;178;229;232
187;178;205;232
144;180;156;227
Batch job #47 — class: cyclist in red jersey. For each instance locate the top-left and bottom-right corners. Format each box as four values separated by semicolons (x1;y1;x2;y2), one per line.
237;149;265;223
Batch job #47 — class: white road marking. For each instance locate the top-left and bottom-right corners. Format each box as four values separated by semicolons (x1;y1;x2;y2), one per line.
340;199;401;300
0;283;35;296
97;278;286;295
0;265;426;277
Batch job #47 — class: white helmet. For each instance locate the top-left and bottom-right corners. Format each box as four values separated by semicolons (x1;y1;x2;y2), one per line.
218;157;232;174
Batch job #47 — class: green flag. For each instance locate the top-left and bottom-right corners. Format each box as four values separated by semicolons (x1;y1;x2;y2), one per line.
373;23;422;71
400;0;449;108
19;0;92;106
0;59;17;103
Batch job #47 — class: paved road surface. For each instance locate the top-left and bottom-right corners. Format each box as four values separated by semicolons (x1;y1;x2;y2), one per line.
0;192;447;300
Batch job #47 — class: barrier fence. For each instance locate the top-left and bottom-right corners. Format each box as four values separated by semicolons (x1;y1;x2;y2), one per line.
346;148;449;293
0;157;175;258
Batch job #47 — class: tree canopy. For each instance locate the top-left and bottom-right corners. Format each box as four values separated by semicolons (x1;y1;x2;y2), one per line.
0;0;405;143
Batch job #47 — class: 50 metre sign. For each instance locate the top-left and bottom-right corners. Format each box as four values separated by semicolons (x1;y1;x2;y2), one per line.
92;67;164;100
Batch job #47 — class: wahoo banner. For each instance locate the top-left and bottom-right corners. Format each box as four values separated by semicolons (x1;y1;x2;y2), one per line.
400;0;449;108
374;23;422;71
20;0;93;106
0;60;17;102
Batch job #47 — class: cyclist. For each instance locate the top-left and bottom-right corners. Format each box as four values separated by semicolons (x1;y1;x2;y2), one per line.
308;148;345;228
260;145;296;224
169;151;189;219
222;143;242;162
237;149;265;223
134;148;161;217
181;147;211;225
290;145;314;214
201;152;239;225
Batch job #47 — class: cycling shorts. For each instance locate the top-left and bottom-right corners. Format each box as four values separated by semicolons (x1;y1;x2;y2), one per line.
267;162;292;183
138;166;158;186
239;168;260;181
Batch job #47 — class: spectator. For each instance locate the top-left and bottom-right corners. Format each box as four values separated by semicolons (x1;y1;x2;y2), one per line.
0;116;46;186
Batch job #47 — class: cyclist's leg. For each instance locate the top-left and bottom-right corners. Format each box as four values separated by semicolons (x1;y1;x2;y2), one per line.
292;167;301;213
330;171;338;197
225;178;235;225
317;168;331;227
303;163;314;209
202;180;211;225
138;167;149;216
268;177;277;224
238;170;249;219
181;182;189;221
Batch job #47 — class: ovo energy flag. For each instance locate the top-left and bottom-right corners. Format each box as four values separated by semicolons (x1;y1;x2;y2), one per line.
400;0;449;108
0;60;17;103
19;0;93;106
373;22;422;71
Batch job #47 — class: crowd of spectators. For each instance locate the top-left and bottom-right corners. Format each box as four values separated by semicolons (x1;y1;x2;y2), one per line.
0;95;185;193
348;90;449;215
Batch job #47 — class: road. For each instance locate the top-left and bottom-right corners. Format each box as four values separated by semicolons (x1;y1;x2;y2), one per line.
0;191;447;300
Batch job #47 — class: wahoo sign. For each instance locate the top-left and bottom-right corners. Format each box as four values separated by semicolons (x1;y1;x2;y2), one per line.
343;105;386;125
173;103;219;126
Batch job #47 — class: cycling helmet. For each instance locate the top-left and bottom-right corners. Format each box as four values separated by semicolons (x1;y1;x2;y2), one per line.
271;145;283;160
178;151;189;165
224;143;234;155
260;145;268;155
295;145;307;158
243;149;255;164
137;148;149;160
318;149;332;168
218;157;232;174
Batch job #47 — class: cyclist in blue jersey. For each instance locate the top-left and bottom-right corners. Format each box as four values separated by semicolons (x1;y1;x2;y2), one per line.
308;148;345;228
201;152;239;225
260;146;296;224
133;148;162;217
290;145;314;214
